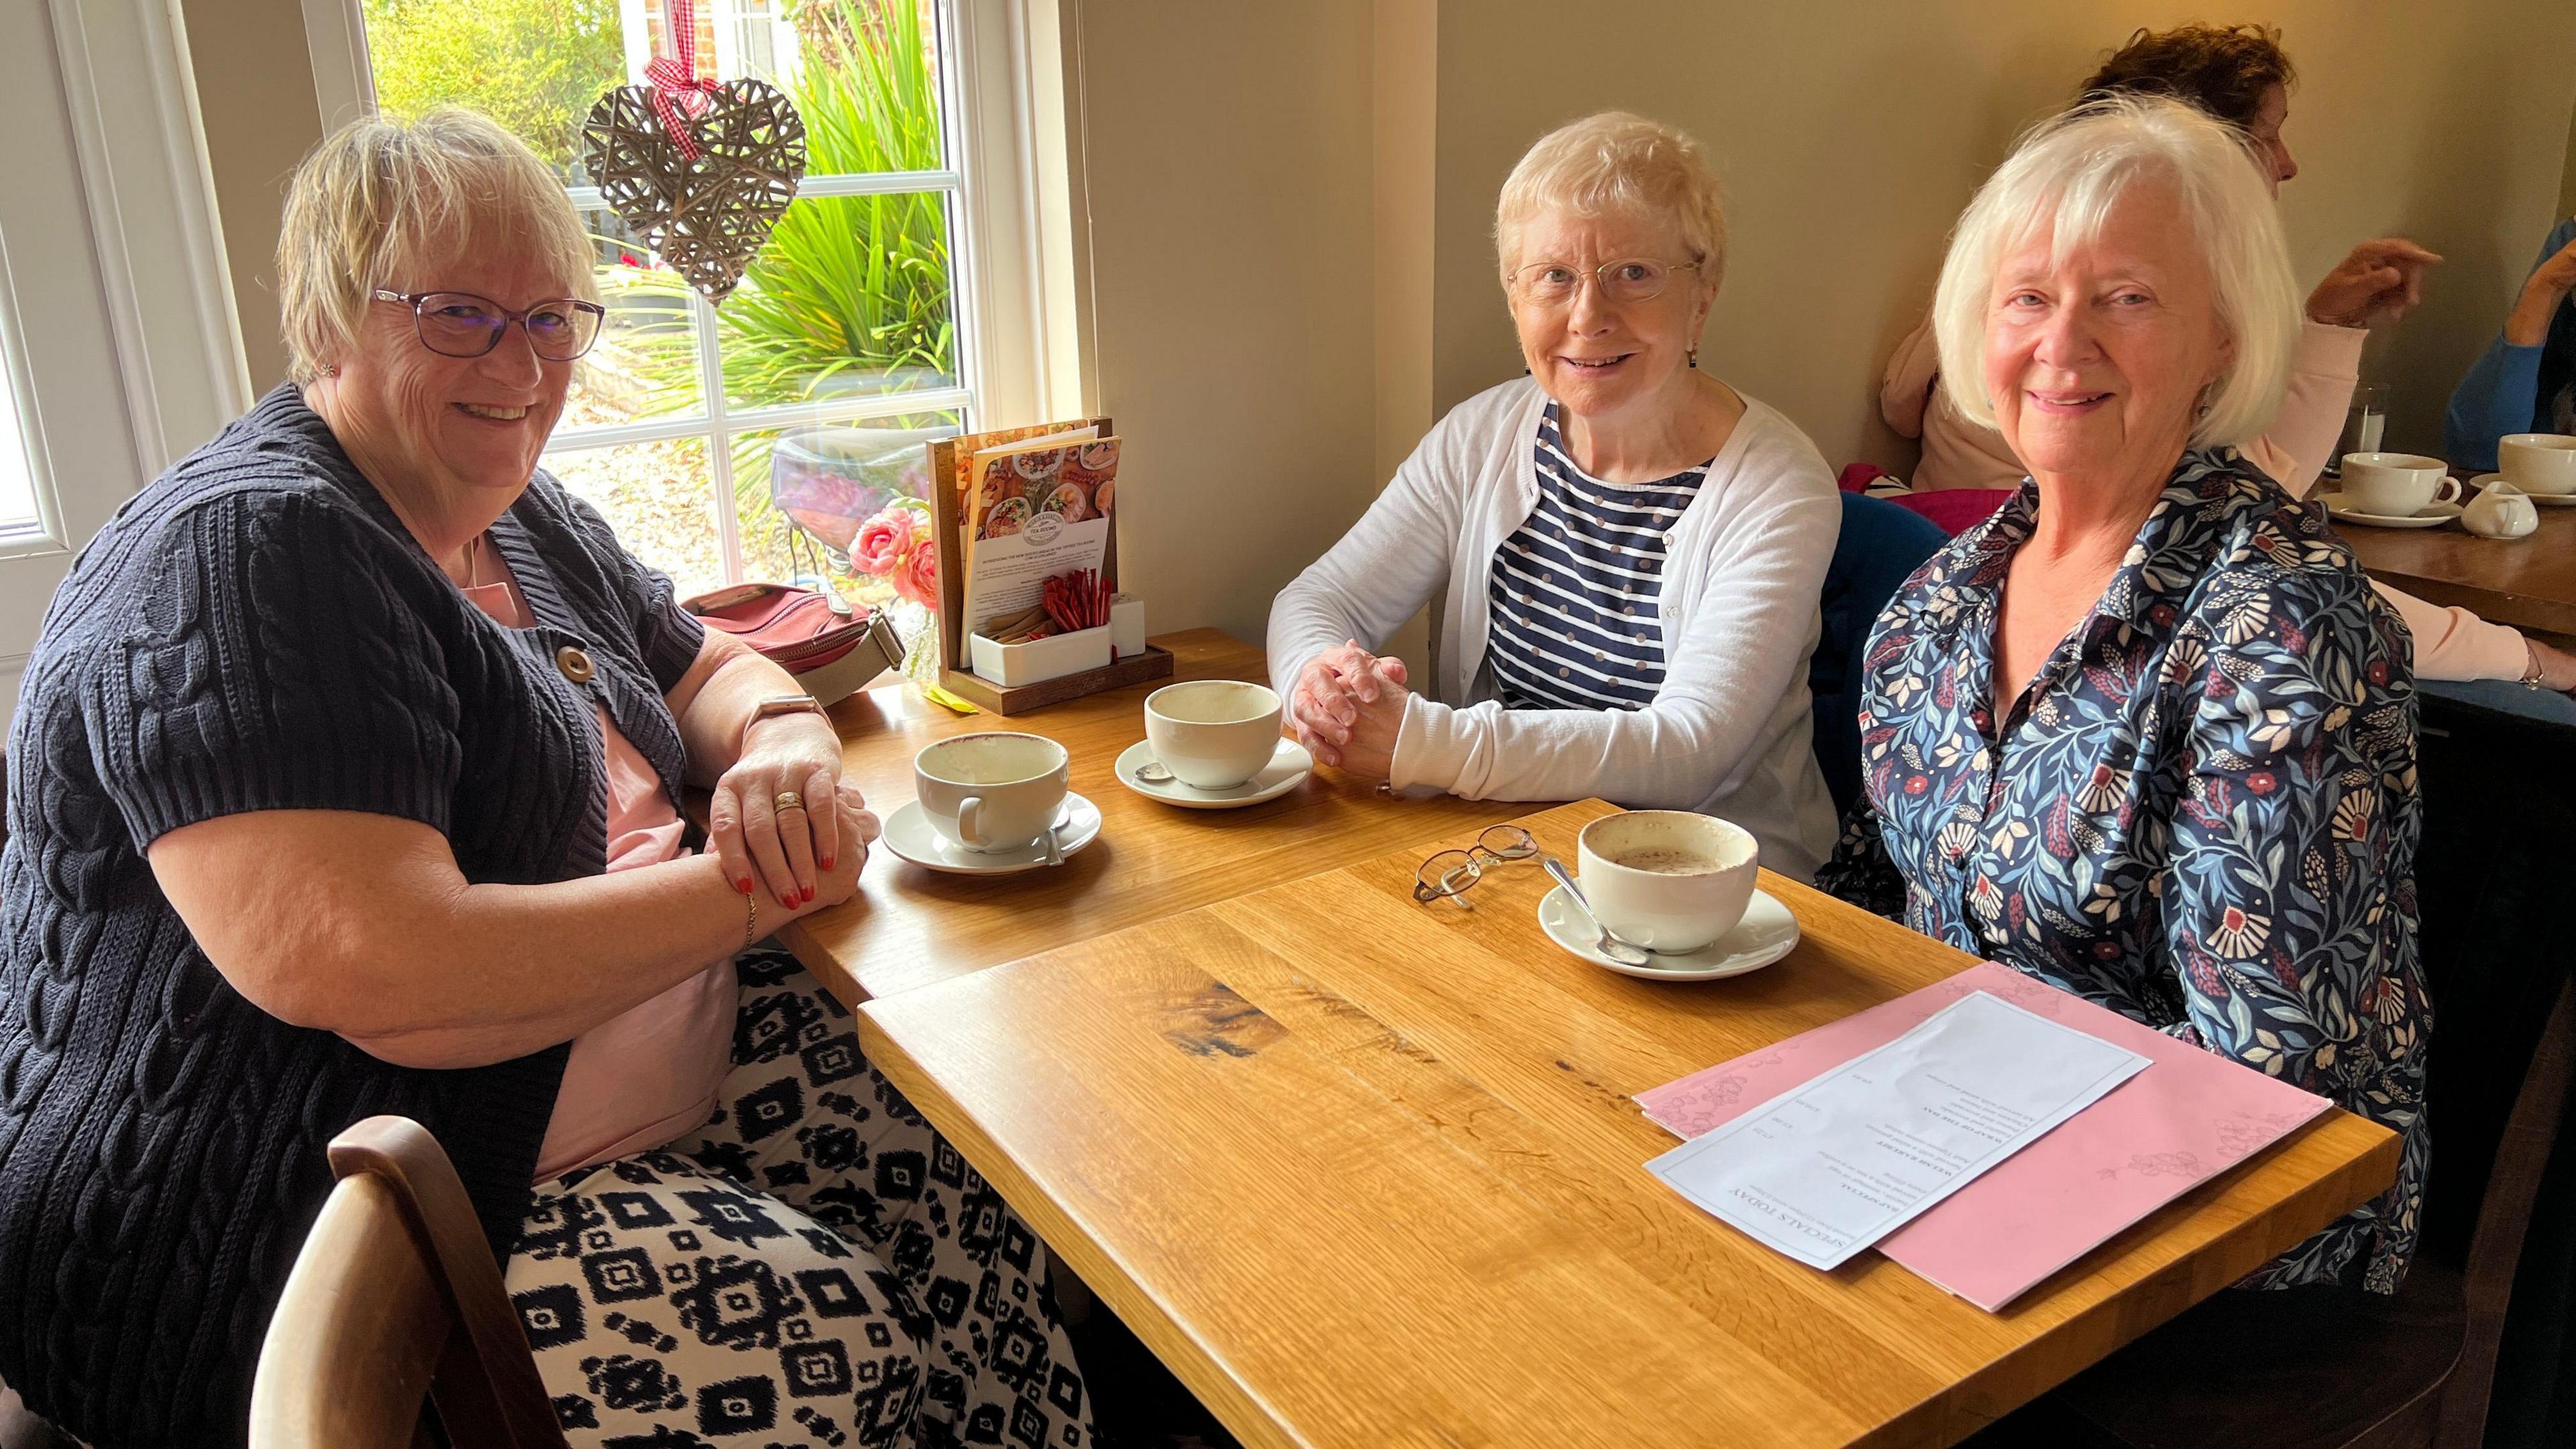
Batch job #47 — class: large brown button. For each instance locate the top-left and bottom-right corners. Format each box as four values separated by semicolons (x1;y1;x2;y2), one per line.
555;645;595;684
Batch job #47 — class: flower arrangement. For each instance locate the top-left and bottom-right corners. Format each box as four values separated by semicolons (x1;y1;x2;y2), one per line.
843;496;947;685
850;498;939;608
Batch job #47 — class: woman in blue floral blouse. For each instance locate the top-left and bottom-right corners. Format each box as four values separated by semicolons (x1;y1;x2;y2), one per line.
1820;96;2428;1295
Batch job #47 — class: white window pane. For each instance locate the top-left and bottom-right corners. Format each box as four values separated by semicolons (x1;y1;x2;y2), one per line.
545;435;726;600
573;213;706;431
359;0;629;180
720;191;957;411
731;412;957;602
789;0;947;175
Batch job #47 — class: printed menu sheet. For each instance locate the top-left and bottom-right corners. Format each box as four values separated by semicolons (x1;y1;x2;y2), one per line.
1646;991;2149;1271
958;437;1120;657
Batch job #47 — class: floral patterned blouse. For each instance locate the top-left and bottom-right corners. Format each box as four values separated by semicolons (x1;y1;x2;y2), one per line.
1817;450;2430;1294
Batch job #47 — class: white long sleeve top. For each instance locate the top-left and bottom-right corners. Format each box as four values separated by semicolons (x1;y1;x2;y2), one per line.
1269;377;1843;881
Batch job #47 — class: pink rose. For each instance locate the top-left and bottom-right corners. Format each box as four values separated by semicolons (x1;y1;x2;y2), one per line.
892;537;940;608
851;506;918;576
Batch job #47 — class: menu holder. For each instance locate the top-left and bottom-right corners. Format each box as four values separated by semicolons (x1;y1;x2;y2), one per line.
926;415;1171;715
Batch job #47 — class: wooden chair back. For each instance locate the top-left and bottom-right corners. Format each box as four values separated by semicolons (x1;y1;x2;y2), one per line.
250;1117;566;1449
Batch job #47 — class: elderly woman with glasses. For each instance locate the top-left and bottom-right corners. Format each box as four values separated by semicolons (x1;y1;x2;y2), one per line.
0;109;1089;1449
1269;111;1841;879
1820;97;2429;1297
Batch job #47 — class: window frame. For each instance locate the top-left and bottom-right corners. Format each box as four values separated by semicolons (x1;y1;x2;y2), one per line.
299;0;1077;586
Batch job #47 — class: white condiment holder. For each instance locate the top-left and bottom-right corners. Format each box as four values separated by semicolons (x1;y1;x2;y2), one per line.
1110;594;1146;659
969;623;1112;687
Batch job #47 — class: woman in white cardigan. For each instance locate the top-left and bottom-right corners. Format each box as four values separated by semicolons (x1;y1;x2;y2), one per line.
1269;112;1841;879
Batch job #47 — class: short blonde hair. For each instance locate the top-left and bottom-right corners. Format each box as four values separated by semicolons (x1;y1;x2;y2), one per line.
1495;112;1728;297
276;107;595;383
1930;95;2300;451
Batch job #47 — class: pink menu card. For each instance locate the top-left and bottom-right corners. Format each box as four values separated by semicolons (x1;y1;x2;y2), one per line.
1636;962;2332;1310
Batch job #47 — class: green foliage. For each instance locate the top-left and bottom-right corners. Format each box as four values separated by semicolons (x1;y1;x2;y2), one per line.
362;0;626;172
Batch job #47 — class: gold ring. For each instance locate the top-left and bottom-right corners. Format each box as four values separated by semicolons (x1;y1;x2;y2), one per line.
773;790;805;812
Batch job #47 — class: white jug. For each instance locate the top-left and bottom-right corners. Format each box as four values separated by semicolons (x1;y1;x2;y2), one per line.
2463;481;2540;539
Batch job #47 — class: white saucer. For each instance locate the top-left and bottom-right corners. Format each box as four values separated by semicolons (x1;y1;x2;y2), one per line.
1537;884;1801;981
1114;738;1311;809
879;793;1102;874
2319;493;2463;529
2473;474;2576;505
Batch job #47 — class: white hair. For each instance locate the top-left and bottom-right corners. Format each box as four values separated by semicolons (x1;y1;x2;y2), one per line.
1494;111;1727;297
1930;94;2300;451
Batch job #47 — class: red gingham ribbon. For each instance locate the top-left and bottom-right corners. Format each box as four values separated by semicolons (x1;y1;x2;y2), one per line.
644;0;723;160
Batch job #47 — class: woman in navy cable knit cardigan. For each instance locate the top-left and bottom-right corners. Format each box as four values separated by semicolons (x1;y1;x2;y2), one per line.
0;109;1090;1449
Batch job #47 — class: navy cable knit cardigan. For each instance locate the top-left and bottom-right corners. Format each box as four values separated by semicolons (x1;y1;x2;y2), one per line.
0;384;706;1446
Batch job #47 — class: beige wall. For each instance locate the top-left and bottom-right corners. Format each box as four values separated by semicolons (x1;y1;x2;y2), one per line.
2561;97;2576;220
182;0;320;392
1428;0;2576;475
1061;1;1384;647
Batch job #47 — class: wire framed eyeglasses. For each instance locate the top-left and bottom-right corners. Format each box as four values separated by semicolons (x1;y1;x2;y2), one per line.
1413;825;1541;907
1506;258;1701;307
372;289;606;362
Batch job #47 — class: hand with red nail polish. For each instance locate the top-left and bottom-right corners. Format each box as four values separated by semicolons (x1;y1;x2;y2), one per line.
708;704;846;914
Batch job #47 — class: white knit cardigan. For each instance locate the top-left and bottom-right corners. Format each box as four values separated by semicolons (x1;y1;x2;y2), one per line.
1269;376;1843;881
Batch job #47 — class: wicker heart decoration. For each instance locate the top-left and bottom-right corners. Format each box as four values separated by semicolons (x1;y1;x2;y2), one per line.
582;79;807;305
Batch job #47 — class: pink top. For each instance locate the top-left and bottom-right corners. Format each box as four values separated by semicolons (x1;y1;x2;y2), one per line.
1880;317;2528;682
455;542;735;1184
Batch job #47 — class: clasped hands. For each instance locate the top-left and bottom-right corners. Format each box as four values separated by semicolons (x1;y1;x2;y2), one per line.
709;716;881;921
1286;639;1411;780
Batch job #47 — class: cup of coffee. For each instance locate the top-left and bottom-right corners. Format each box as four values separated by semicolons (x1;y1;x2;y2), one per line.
913;733;1069;853
2499;433;2576;496
1575;810;1760;954
1144;680;1283;790
2340;452;2463;517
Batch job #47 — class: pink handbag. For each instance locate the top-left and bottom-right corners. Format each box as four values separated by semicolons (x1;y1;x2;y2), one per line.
680;582;875;672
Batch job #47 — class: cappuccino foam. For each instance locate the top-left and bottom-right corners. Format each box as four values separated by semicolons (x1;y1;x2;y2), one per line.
1608;847;1723;875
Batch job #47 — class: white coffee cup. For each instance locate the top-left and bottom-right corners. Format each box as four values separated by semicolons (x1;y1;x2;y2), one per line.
913;732;1069;853
1575;810;1760;954
1144;680;1283;790
2498;433;2576;496
2340;452;2463;517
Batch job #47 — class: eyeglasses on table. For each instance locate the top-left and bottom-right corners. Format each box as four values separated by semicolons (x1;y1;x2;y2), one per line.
1413;825;1540;907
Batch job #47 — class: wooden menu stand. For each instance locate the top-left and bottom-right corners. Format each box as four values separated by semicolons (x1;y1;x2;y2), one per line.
928;416;1173;715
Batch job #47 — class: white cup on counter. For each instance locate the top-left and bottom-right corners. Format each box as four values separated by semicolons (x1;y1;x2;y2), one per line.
2340;453;2463;517
2498;433;2576;496
913;733;1069;853
1575;810;1760;954
1143;680;1283;790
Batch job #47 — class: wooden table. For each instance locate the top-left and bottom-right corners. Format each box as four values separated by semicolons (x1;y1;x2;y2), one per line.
859;798;2401;1449
2341;497;2576;644
785;629;1536;1002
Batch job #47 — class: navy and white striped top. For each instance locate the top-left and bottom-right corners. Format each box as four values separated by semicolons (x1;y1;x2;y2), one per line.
1487;402;1713;711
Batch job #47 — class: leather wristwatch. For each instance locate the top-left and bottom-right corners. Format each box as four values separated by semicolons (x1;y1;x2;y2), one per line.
741;693;829;750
